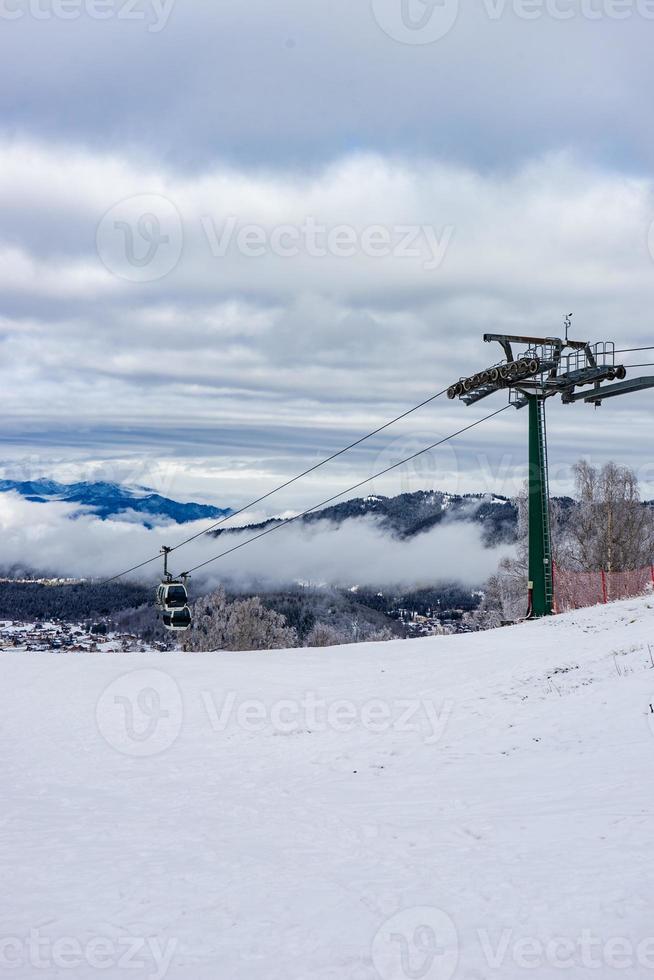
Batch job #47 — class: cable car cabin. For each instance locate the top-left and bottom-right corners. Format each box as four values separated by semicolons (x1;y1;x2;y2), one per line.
162;606;192;632
156;580;188;611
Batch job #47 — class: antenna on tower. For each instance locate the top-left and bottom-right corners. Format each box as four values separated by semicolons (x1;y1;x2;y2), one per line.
564;313;573;344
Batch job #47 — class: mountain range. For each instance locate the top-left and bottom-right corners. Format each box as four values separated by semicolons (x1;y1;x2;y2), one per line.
0;479;233;526
221;489;519;546
0;479;521;546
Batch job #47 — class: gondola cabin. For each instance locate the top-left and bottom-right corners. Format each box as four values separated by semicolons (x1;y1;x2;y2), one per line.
156;580;188;610
156;547;192;632
162;606;192;631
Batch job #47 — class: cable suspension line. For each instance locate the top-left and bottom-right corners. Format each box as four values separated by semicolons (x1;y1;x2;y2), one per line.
92;339;654;587
181;403;511;577
101;384;451;584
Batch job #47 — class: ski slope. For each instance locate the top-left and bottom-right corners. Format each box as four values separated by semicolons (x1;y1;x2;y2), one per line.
2;598;654;979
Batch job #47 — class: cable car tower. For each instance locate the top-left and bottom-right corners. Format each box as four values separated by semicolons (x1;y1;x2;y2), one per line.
448;320;654;618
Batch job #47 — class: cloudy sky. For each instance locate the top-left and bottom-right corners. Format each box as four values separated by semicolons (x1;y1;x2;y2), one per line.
2;0;654;518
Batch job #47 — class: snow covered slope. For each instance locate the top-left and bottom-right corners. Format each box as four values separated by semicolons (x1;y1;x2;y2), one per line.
2;598;654;979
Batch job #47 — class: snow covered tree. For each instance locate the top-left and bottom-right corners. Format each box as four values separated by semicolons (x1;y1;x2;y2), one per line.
226;597;298;651
476;487;531;623
182;587;231;651
183;588;298;652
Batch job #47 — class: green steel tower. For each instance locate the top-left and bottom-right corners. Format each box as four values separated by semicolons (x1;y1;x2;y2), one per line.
446;326;653;619
527;395;553;617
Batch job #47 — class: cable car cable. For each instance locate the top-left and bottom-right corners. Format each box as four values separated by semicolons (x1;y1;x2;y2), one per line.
181;403;512;577
164;385;454;552
95;343;654;585
101;384;451;584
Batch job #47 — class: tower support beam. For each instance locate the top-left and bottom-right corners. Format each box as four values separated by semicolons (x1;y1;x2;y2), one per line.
527;396;553;617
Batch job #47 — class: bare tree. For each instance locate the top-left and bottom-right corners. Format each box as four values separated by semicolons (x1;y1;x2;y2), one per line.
479;460;654;627
306;622;346;647
305;619;394;647
569;461;654;571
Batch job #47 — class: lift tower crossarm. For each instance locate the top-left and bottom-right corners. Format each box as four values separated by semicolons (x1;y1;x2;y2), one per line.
483;332;588;349
483;333;589;368
563;375;654;405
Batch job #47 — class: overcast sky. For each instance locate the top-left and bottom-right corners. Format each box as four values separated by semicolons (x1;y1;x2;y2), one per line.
1;0;654;515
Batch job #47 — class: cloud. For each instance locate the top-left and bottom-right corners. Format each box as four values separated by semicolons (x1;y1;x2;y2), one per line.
0;493;512;590
1;2;653;172
195;515;515;592
1;141;654;506
0;245;116;297
2;142;653;306
2;1;653;567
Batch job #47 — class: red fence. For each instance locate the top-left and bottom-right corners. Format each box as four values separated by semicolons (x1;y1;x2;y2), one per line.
553;563;654;613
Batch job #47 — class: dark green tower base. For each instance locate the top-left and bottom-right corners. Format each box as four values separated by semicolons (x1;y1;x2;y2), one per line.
527;396;553;617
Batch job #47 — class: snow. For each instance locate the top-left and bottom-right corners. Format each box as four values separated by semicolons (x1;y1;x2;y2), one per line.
3;598;654;978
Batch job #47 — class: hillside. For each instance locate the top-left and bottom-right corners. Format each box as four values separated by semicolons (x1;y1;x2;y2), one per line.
219;489;520;546
2;598;654;978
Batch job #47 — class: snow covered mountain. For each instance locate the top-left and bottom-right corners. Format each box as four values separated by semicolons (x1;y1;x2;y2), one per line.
0;479;233;526
2;596;654;978
0;481;518;543
237;489;519;546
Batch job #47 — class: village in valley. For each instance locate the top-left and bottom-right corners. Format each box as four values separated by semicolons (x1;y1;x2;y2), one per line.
0;620;162;653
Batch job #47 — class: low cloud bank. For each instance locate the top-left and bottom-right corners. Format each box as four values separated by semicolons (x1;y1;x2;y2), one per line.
0;493;513;591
